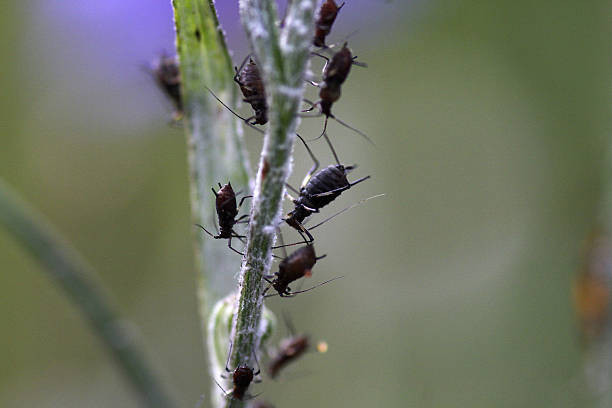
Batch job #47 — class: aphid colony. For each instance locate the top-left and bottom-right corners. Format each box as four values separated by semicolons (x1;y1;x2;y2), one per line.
152;1;374;404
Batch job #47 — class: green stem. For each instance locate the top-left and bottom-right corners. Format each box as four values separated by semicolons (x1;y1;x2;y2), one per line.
0;179;174;408
171;0;251;407
223;1;317;407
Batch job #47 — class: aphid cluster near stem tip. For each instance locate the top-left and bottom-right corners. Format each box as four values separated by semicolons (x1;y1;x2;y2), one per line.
148;3;384;406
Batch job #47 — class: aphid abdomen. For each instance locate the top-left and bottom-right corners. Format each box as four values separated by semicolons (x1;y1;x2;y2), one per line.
215;183;239;239
236;58;268;124
274;245;318;294
323;45;353;86
301;165;349;209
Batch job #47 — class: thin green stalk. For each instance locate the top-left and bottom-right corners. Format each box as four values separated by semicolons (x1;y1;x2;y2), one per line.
0;179;174;408
171;0;251;406
222;1;317;407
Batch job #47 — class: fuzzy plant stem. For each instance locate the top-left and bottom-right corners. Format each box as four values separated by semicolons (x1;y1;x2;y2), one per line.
0;179;174;408
222;1;317;407
170;0;252;405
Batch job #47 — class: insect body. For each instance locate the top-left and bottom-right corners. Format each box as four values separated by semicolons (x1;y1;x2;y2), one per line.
314;0;345;48
150;54;183;121
217;344;261;401
284;135;369;242
229;365;256;400
197;182;250;255
305;43;372;144
234;56;268;125
264;245;328;297
268;334;310;378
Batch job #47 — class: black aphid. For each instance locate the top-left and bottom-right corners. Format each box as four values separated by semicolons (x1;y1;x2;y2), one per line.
234;55;268;125
217;344;261;401
305;43;372;145
263;244;339;298
284;135;369;243
196;182;251;255
314;0;345;48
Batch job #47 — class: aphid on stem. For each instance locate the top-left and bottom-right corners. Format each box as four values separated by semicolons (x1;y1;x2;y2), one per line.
234;55;268;125
282;134;370;243
304;43;373;146
216;343;262;401
313;0;345;48
196;182;251;256
263;244;340;298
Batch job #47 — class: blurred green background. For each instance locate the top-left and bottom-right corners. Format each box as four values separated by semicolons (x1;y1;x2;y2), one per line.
1;0;610;407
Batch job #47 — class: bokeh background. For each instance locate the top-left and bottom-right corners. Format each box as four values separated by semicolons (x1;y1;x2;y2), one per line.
1;0;610;407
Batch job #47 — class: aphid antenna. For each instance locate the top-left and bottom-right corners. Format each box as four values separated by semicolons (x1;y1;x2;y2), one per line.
299;100;375;147
264;276;344;298
309;193;384;230
272;194;384;249
204;86;265;135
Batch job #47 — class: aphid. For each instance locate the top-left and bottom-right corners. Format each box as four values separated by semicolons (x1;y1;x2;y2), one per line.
263;244;338;298
150;54;183;121
304;43;372;145
268;334;310;378
196;182;251;255
217;344;261;401
313;0;345;48
284;134;370;243
234;55;268;125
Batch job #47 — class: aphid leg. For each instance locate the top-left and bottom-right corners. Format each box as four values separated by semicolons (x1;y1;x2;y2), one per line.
213;378;230;397
323;132;341;165
310;52;330;72
237;195;252;209
204;86;265;135
300;98;320;114
296;133;320;182
224;341;234;373
285;183;300;196
252;350;262;377
227;236;245;256
195;223;217;238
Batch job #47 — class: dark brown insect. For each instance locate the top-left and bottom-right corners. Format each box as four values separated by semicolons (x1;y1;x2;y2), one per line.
216;344;262;401
283;134;369;243
268;334;310;378
234;55;268;125
263;244;336;298
314;0;345;48
196;182;251;255
150;54;183;121
305;43;372;145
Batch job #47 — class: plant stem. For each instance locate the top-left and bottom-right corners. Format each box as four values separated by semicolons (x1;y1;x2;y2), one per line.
0;179;174;408
171;0;252;406
223;1;317;407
